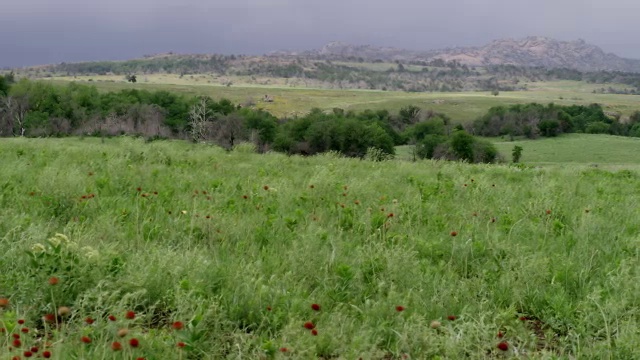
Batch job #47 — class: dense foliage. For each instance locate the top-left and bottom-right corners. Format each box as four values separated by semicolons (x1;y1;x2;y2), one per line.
0;79;507;163
471;103;640;138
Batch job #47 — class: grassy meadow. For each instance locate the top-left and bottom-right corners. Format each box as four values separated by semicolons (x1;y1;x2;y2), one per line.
492;134;640;166
1;137;639;359
38;76;640;121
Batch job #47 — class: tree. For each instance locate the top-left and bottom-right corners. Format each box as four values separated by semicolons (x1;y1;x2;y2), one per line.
512;145;523;163
450;130;475;162
188;97;211;142
214;114;247;149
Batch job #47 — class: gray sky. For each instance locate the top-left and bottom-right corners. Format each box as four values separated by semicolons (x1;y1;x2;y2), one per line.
1;0;639;67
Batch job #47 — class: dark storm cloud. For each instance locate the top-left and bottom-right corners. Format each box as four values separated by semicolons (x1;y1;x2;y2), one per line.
1;0;639;67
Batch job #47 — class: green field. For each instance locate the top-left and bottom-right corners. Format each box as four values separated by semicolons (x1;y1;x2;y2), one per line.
492;134;640;166
1;137;638;359
39;77;640;121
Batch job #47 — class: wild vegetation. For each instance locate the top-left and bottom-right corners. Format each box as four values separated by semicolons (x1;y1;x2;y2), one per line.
0;78;503;163
469;102;640;138
1;137;639;359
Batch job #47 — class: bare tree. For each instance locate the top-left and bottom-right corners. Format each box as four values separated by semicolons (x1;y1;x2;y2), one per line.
189;97;211;142
214;114;247;149
1;94;30;136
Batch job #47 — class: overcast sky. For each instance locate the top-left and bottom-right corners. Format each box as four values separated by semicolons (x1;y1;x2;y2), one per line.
1;0;640;67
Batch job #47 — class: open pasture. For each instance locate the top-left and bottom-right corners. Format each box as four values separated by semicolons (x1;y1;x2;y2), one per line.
0;137;638;359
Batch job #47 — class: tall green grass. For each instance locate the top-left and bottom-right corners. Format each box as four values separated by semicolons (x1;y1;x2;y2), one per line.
0;137;638;359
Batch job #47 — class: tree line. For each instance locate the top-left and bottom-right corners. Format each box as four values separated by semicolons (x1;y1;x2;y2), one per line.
0;77;502;163
470;103;640;138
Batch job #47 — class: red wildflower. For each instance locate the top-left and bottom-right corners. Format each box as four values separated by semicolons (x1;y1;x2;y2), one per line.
303;321;315;330
48;277;59;286
0;298;8;307
205;215;211;219
266;306;272;311
450;231;458;237
311;303;321;311
125;311;135;320
81;336;91;344
497;341;509;351
519;316;528;322
12;339;21;347
546;209;552;215
172;321;184;330
42;351;52;358
263;185;269;190
387;213;394;218
497;331;504;338
395;305;405;312
111;342;123;351
242;195;248;199
85;317;95;324
177;342;186;348
311;329;318;336
17;319;25;325
29;191;36;196
279;347;288;352
108;315;117;321
129;338;140;348
43;314;56;323
30;346;38;353
136;187;142;192
136;358;145;360
21;327;28;333
81;195;87;199
23;351;33;358
447;315;457;321
12;333;20;339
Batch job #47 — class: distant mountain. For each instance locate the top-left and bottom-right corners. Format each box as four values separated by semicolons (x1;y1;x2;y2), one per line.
291;36;640;73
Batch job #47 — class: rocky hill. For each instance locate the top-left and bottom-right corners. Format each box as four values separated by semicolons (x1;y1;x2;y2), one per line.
296;37;640;73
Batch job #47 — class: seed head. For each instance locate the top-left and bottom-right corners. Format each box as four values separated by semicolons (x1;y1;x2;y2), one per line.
117;328;129;337
58;306;71;317
430;320;441;329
